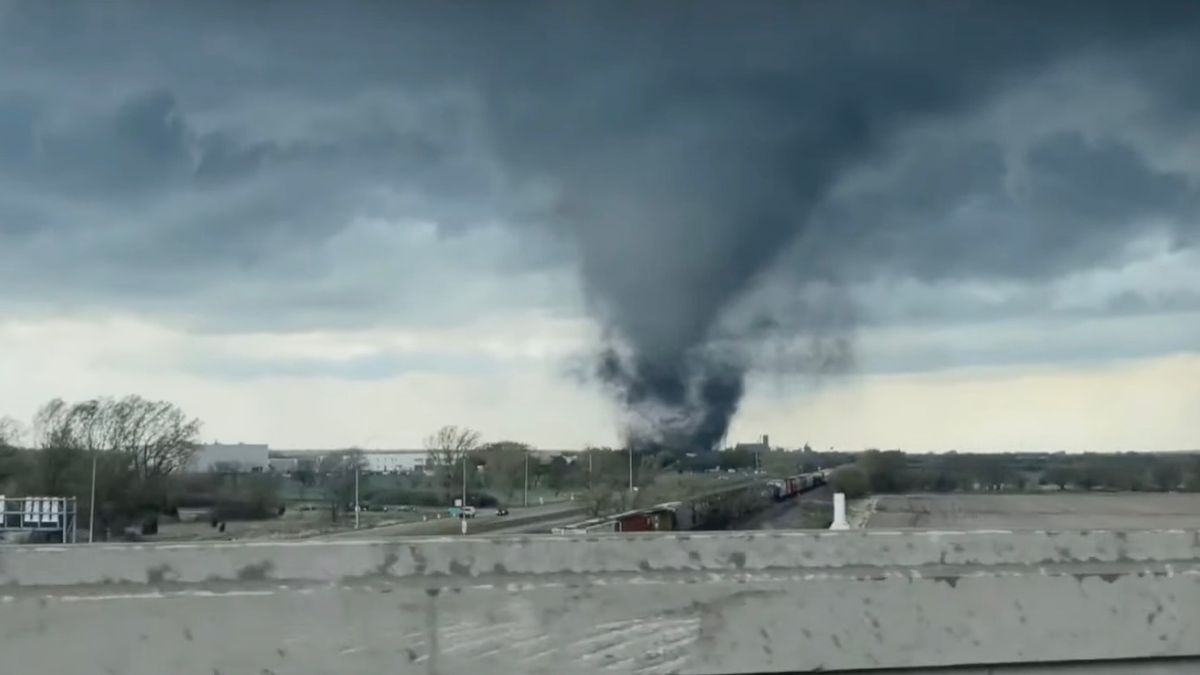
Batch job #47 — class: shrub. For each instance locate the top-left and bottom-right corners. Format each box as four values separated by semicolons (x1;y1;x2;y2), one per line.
830;465;869;499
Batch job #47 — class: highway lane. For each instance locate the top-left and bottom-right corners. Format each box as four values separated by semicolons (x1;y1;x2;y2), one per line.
320;501;587;538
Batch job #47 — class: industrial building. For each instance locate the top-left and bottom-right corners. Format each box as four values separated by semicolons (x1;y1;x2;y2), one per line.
361;450;428;474
239;447;587;476
268;449;430;474
188;443;270;473
267;457;300;474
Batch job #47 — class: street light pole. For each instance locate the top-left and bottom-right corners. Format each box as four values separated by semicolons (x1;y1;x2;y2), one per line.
88;452;97;544
523;449;529;508
354;465;360;530
628;446;634;493
461;451;468;535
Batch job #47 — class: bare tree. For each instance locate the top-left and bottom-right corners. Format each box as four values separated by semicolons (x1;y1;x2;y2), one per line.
582;482;619;517
319;449;367;522
33;396;200;479
30;400;95;494
0;416;26;449
0;416;28;489
107;395;202;479
477;440;530;502
424;425;481;503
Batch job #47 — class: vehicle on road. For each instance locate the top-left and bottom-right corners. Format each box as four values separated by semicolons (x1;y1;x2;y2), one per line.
496;507;509;516
449;505;477;519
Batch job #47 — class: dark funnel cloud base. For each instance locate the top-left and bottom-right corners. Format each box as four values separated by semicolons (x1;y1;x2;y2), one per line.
597;346;744;453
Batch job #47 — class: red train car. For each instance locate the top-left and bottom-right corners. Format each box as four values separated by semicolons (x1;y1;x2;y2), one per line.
615;510;654;532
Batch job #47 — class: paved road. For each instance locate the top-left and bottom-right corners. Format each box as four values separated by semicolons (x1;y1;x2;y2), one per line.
321;501;586;538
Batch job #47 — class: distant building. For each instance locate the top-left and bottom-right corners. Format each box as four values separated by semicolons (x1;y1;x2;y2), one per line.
268;457;300;474
361;450;429;474
189;443;270;473
264;447;585;475
733;434;771;454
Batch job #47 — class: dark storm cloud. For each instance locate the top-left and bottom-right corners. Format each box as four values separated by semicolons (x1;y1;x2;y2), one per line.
803;131;1200;288
480;2;1200;449
180;351;502;383
1;1;1199;448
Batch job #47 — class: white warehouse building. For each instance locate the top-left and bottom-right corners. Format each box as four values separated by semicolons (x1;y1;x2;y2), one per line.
189;443;270;473
362;450;428;474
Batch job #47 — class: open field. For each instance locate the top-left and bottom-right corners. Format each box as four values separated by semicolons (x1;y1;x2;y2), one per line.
867;492;1200;529
144;507;432;542
135;500;583;542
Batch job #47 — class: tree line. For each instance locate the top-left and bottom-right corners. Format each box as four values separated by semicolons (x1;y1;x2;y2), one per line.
829;449;1200;499
405;426;645;517
391;426;835;518
12;400;1193;537
0;395;204;539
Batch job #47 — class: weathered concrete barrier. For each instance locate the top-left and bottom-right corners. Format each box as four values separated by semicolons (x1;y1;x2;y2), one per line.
3;529;1200;674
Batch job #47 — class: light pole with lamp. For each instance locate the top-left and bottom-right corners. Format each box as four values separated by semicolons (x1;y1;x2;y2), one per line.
88;451;97;543
628;445;636;510
461;450;468;535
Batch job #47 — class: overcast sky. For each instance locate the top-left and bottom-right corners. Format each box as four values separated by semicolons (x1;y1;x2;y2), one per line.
1;2;1198;452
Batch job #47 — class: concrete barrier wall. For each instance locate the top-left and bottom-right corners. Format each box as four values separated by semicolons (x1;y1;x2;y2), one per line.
3;529;1200;674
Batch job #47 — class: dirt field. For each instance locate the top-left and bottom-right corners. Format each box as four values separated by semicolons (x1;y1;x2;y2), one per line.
867;493;1200;530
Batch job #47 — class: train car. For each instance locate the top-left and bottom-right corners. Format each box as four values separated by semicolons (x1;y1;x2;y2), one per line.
767;479;786;501
788;476;801;496
645;506;675;531
669;501;696;531
614;510;654;532
551;517;619;534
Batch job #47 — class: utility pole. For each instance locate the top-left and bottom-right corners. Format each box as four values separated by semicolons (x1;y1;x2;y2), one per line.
354;465;360;530
628;446;634;493
523;449;529;508
588;451;593;489
461;451;468;535
88;452;97;544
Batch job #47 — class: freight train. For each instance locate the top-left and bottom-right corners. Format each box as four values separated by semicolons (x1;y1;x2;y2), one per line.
767;470;826;500
551;470;828;534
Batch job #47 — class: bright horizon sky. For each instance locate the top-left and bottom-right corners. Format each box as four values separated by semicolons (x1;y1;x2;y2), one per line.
1;314;1195;453
1;4;1198;453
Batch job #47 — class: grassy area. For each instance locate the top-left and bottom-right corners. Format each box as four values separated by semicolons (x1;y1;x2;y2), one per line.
150;504;444;541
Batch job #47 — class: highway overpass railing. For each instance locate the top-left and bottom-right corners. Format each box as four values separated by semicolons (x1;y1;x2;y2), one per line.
3;528;1200;673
